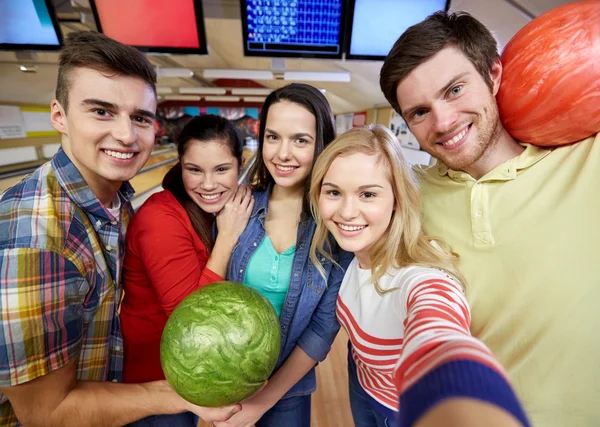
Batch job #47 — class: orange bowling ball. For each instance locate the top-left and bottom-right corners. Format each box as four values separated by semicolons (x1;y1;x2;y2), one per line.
497;0;600;146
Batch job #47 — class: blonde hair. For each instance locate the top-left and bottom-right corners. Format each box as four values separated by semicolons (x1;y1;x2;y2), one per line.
309;124;467;294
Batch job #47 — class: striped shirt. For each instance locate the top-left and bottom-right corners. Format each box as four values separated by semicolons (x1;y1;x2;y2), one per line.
337;257;530;426
0;148;133;426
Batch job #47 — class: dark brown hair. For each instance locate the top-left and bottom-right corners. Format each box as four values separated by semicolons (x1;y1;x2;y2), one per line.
249;83;335;211
56;31;157;111
162;115;243;251
380;11;499;115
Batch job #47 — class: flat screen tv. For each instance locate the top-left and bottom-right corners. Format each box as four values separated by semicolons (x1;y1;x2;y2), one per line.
0;0;63;51
90;0;208;54
345;0;449;60
240;0;347;59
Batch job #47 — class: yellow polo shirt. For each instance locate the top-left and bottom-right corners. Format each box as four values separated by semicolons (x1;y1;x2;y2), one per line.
415;133;600;427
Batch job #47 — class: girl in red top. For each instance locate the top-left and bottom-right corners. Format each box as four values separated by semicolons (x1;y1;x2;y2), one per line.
120;115;253;427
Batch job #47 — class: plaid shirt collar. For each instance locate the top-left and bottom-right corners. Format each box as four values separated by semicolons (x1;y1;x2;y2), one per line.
51;147;135;221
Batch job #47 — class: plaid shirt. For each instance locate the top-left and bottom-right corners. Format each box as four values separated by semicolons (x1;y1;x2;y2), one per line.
0;148;133;426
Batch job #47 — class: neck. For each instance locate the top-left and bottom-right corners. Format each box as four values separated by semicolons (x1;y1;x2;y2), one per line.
271;182;305;203
464;127;525;180
92;181;121;208
355;250;371;269
62;143;121;207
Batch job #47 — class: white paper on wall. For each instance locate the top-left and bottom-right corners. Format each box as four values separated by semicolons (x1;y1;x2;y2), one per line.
0;106;27;139
390;110;420;150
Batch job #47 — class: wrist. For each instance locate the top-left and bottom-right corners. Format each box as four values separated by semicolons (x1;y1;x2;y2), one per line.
148;380;188;415
214;232;238;247
250;387;280;411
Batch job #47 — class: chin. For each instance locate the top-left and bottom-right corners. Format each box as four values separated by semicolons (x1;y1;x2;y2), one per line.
199;204;223;214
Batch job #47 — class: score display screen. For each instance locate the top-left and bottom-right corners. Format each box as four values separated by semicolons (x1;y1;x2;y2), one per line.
90;0;207;54
0;0;62;50
242;0;345;59
346;0;448;60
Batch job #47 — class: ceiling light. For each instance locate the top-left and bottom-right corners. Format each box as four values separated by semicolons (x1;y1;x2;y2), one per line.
156;87;173;94
156;68;194;78
204;96;241;102
230;88;273;96
283;71;351;83
203;69;274;80
243;96;267;103
19;65;38;73
180;87;227;95
163;95;201;101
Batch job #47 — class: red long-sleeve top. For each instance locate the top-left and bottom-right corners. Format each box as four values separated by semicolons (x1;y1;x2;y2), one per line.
120;190;222;383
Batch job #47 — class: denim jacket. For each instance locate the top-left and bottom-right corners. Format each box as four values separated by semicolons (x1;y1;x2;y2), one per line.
225;187;351;398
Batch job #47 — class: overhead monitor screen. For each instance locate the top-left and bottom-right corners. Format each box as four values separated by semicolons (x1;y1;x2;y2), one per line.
346;0;449;60
241;0;346;59
0;0;62;50
90;0;208;54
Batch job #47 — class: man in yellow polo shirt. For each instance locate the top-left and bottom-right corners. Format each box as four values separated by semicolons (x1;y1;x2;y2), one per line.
380;11;600;427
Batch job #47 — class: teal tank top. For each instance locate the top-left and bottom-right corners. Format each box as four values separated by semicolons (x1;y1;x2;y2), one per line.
243;236;295;317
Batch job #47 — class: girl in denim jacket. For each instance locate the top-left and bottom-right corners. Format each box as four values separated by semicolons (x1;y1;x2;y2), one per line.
216;84;351;427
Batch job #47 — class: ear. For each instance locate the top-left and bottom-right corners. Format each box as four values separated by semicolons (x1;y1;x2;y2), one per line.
240;156;247;170
50;99;68;134
490;58;503;97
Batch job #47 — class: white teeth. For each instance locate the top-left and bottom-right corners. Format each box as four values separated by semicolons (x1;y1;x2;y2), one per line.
276;165;296;171
200;193;221;200
443;128;468;146
338;223;366;232
104;150;134;159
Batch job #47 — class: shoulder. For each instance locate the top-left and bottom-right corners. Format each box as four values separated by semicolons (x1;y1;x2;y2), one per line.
251;188;270;212
546;131;599;159
389;265;463;296
0;163;76;251
132;190;186;224
1;161;52;208
412;162;438;179
139;189;180;209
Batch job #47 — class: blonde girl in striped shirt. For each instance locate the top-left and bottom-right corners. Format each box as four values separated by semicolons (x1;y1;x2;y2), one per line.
309;125;529;427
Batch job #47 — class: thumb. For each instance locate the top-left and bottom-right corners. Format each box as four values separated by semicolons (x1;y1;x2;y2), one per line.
221;403;242;419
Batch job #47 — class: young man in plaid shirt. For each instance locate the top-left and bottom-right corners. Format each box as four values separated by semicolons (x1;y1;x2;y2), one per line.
0;31;240;427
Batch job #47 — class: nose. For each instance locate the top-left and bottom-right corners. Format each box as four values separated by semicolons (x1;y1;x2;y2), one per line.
277;141;292;161
201;173;217;191
339;197;359;221
112;116;137;146
431;102;459;136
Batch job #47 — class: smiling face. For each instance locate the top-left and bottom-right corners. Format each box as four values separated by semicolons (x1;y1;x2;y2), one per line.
396;46;503;174
262;101;317;192
318;152;395;268
181;139;240;214
50;67;157;203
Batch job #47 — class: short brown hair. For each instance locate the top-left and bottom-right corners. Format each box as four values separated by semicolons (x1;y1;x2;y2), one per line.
380;11;499;115
56;31;157;111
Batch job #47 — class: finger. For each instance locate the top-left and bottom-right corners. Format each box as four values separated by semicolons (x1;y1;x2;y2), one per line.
237;185;248;201
214;404;242;422
241;190;253;209
246;196;255;214
229;187;240;204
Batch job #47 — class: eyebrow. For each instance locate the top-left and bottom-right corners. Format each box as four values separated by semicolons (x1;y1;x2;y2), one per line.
183;162;234;169
402;71;470;117
81;98;156;120
322;182;384;190
265;128;314;140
